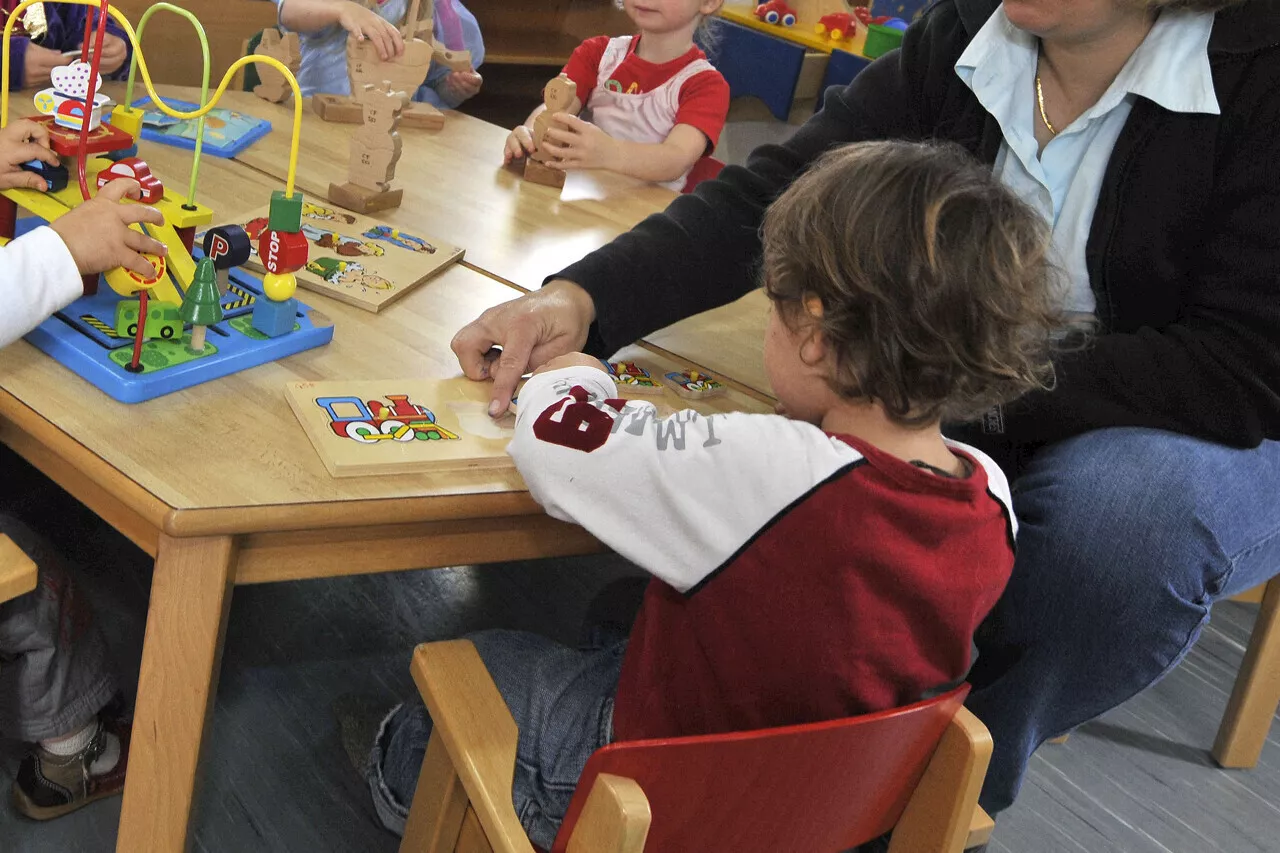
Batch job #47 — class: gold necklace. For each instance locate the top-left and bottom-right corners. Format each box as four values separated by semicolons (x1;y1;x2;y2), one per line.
1036;73;1057;136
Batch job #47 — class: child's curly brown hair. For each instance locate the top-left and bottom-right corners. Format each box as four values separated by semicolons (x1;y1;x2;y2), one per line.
761;140;1063;427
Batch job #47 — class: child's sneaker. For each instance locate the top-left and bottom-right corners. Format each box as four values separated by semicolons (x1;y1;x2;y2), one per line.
11;716;131;820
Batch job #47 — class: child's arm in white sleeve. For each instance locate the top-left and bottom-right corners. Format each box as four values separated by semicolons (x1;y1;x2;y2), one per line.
0;226;83;349
508;365;866;593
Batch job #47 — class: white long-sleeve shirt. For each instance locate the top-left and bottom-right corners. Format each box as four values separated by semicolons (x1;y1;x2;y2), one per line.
0;226;81;349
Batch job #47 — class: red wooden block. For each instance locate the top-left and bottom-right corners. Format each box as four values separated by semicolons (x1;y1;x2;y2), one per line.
257;229;309;274
37;115;134;158
0;196;16;241
176;226;195;254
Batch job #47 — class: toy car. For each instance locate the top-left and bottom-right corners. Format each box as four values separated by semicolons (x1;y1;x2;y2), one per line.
96;156;164;203
114;299;183;340
20;158;68;192
754;1;797;27
815;12;857;41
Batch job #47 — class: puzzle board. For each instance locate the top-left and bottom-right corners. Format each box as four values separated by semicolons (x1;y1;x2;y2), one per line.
212;203;464;313
286;379;516;478
130;97;272;158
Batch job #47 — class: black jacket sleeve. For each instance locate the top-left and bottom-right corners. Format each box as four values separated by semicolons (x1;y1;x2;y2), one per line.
553;5;978;357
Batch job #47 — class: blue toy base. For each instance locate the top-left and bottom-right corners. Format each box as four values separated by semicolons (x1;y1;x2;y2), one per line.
17;220;333;404
127;97;272;159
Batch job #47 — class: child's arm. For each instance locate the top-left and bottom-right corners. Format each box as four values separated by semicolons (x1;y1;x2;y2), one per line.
507;355;865;593
418;0;484;109
277;0;404;61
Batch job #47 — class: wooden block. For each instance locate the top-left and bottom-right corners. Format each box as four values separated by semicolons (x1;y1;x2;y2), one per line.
327;182;404;214
312;94;364;124
285;379;517;478
269;190;304;232
203;203;463;313
347;38;433;100
530;74;580;162
523;159;566;189
258;229;310;274
202;225;252;270
401;104;445;130
432;42;473;72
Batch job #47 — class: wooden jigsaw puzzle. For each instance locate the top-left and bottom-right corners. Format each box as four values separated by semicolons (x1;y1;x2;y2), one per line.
207;202;463;313
286;378;516;478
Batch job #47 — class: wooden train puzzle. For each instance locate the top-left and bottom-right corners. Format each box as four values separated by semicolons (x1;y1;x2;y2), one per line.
0;0;331;402
209;201;463;313
286;379;516;477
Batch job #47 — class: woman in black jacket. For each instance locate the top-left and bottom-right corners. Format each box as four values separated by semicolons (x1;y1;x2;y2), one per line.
452;0;1280;814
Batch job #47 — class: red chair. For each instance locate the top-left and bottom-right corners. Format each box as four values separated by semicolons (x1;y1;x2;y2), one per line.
400;639;994;853
682;156;726;193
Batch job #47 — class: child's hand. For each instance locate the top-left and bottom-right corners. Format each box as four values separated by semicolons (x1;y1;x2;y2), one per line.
338;1;404;61
540;114;620;173
23;44;71;88
49;180;168;278
0;120;61;191
441;70;482;104
504;125;535;165
532;352;607;376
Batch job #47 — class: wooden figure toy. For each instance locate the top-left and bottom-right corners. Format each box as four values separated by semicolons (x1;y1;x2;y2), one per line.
181;258;224;353
523;74;579;189
313;0;468;131
253;29;302;104
328;85;409;214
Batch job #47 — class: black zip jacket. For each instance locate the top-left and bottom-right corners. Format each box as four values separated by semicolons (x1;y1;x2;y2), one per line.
555;0;1280;453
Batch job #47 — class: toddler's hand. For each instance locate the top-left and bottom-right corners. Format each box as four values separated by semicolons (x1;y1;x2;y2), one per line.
50;179;168;278
503;125;535;165
539;114;619;172
532;352;607;376
337;1;404;61
441;70;482;104
0;120;60;191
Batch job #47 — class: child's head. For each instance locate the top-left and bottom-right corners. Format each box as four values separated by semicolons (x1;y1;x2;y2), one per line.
761;140;1061;428
618;0;724;38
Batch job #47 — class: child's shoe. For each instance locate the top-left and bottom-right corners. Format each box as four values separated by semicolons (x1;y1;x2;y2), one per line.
11;715;131;820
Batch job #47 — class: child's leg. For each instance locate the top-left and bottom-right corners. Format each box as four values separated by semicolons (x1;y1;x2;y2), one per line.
0;514;116;743
369;629;626;848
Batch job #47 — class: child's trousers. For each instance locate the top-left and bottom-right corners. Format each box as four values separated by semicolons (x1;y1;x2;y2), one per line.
0;514;116;742
369;629;626;848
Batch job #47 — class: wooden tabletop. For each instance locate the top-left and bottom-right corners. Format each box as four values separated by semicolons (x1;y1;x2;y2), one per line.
645;289;773;399
167;87;681;290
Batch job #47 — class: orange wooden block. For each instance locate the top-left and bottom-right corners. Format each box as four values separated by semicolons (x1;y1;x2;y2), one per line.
327;182;404;215
523;158;566;189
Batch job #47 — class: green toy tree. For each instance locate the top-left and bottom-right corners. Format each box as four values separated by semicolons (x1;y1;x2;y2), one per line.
181;257;224;353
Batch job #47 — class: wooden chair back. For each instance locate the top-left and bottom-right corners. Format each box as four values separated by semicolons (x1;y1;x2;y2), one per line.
550;685;972;852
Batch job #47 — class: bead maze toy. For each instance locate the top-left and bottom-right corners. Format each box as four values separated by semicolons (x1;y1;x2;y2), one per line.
0;0;333;403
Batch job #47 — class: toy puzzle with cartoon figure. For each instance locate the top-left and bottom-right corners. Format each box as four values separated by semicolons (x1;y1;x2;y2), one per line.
212;202;464;313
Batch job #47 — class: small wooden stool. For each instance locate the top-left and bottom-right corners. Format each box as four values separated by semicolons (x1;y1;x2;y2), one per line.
1214;578;1280;767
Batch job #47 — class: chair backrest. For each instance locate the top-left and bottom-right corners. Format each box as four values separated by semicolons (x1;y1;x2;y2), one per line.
551;685;970;853
682;156;725;193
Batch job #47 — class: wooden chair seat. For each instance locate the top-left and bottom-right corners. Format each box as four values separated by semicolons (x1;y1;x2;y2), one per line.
0;534;37;604
400;639;995;853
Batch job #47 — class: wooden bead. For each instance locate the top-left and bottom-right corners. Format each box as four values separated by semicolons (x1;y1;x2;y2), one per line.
258;228;309;274
262;271;298;302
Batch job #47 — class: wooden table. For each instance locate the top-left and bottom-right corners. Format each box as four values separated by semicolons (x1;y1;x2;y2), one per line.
1;90;773;852
190;87;680;291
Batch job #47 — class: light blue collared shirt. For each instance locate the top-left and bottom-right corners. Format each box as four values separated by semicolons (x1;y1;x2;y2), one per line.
955;6;1219;316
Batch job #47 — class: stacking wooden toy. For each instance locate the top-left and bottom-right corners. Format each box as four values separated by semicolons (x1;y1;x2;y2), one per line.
251;190;308;337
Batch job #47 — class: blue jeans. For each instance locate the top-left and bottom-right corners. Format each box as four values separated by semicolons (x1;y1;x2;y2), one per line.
967;428;1280;813
369;629;626;848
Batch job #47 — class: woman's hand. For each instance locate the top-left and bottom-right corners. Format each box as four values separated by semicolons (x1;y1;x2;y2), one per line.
23;43;69;88
0;120;60;191
93;34;129;75
451;279;597;416
337;1;404;61
539;114;621;172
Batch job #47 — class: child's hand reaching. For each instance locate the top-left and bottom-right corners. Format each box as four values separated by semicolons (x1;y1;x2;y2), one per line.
539;115;620;173
0;120;61;191
504;125;535;165
441;70;482;105
337;0;404;61
49;180;168;279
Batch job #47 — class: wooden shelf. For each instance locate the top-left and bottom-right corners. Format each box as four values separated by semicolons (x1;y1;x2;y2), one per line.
468;0;633;66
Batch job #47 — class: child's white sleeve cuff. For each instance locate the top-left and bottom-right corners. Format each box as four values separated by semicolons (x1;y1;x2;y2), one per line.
0;226;83;349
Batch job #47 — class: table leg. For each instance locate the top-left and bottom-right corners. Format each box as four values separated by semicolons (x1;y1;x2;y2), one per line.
116;534;238;853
